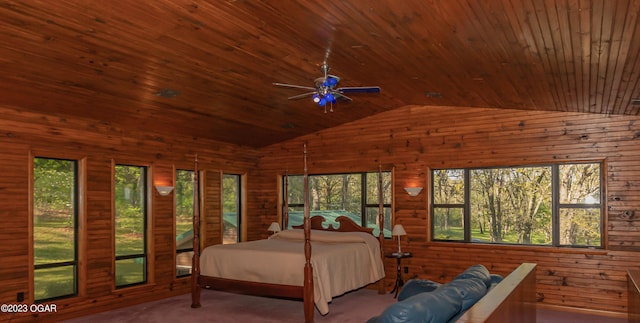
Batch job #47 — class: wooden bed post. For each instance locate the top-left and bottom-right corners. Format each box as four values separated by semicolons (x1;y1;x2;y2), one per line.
191;155;202;308
377;164;386;294
303;144;314;323
283;170;289;231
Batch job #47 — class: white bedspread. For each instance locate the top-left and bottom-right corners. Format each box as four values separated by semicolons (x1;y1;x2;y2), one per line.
200;229;385;315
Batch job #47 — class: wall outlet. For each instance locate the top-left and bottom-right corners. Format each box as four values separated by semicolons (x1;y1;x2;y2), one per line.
404;266;408;274
17;292;24;302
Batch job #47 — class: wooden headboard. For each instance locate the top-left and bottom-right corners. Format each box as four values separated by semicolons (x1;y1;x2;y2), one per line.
292;215;374;235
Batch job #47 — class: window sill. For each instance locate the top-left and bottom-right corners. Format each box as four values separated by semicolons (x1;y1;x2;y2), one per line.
112;282;156;294
428;241;608;255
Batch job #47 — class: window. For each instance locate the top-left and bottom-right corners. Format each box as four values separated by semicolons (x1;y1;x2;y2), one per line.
175;169;194;277
432;162;602;247
285;171;392;237
222;174;241;244
33;157;78;301
114;165;148;287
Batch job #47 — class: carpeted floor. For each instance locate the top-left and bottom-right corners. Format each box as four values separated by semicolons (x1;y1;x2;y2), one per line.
536;308;626;323
63;288;395;323
62;288;628;323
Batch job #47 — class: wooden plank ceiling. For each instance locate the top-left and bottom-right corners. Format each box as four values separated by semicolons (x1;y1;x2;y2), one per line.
1;0;640;148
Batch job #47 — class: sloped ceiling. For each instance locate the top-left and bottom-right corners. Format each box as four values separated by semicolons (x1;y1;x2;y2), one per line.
1;1;640;147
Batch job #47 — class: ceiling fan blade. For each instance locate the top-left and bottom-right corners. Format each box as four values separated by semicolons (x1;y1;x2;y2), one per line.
337;86;381;94
333;92;352;101
287;92;317;100
273;82;316;91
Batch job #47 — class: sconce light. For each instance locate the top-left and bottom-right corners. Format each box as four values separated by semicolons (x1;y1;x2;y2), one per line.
404;187;423;197
155;185;174;196
268;222;281;238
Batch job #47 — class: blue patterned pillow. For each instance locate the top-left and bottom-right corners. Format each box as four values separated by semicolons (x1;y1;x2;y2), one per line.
489;274;503;289
397;279;441;301
443;277;488;311
454;264;492;288
376;286;462;323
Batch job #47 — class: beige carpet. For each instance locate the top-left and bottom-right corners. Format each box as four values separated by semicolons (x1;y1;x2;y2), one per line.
61;287;629;323
63;287;395;323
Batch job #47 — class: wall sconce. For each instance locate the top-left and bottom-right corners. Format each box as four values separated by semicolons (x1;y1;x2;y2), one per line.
404;187;423;197
155;185;174;196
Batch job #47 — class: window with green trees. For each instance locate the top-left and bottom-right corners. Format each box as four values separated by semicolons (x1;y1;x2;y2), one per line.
114;164;147;287
285;171;392;237
432;162;602;247
33;157;78;301
175;169;194;277
223;174;241;244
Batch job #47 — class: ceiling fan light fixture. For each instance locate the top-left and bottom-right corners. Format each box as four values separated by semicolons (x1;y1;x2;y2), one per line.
273;62;380;108
325;93;335;103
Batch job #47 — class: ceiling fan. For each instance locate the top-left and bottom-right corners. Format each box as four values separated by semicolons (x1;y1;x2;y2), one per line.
273;63;381;113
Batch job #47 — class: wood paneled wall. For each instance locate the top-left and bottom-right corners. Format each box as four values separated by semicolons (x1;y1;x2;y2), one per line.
0;106;259;322
3;102;640;320
254;105;640;317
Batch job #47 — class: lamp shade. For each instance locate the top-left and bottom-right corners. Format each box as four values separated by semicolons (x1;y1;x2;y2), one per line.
155;185;174;196
268;222;281;233
392;224;406;236
404;187;423;196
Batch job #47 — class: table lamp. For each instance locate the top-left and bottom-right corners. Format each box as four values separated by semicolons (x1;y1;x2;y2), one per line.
392;224;406;254
268;222;281;238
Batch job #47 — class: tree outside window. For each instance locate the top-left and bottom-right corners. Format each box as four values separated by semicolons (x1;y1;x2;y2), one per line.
223;174;241;244
33;157;78;301
432;162;602;247
114;164;147;287
285;171;392;237
175;169;194;277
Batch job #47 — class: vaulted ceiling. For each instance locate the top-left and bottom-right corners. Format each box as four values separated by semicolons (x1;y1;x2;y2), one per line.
2;1;640;148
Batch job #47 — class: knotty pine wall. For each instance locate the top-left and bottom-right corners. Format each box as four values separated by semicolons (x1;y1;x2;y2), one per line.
255;105;640;317
0;106;259;322
3;102;640;321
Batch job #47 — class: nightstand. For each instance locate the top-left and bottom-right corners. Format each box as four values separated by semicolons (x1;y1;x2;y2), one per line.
385;252;412;298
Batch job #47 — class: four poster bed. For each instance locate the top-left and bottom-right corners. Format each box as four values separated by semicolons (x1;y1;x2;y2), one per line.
190;147;387;323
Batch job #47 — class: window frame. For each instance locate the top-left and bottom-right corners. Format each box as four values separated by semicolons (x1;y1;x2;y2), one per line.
113;162;150;289
32;156;81;302
222;172;243;244
283;170;393;238
175;168;195;278
431;161;604;248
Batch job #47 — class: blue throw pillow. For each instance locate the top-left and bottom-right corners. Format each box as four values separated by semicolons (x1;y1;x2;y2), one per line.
489;273;503;289
443;277;488;311
376;286;462;323
397;279;441;301
454;264;492;288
